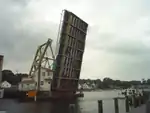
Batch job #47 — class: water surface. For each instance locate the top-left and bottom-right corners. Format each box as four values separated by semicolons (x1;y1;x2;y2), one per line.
0;90;126;113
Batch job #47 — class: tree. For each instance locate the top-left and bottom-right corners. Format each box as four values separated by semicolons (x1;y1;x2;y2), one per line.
113;80;121;86
94;79;102;88
2;70;28;85
142;78;146;85
102;77;114;88
120;81;131;89
130;80;141;85
147;79;150;85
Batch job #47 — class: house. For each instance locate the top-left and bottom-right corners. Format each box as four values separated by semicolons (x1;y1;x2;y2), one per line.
18;77;36;91
82;83;91;89
31;67;53;91
91;83;96;89
1;81;11;88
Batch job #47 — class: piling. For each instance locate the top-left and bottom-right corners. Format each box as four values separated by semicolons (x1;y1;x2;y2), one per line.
125;96;130;112
133;95;137;108
0;89;4;98
138;94;142;105
146;101;150;113
137;95;141;106
114;98;119;113
69;104;75;113
141;95;144;104
98;100;103;113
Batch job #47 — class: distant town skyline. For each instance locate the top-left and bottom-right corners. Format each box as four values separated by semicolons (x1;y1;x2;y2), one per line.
1;0;150;80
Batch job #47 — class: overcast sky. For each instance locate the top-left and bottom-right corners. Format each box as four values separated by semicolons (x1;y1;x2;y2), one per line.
1;0;150;80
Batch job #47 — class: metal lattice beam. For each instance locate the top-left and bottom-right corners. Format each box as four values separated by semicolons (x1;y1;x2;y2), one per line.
29;38;55;91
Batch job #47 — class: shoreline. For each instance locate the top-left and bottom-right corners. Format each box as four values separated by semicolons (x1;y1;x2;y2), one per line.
81;89;122;92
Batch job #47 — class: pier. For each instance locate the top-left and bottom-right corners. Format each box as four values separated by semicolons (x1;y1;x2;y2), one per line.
97;92;150;113
129;101;150;113
129;104;146;113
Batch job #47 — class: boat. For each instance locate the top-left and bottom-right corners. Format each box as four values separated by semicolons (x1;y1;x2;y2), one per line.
120;88;143;97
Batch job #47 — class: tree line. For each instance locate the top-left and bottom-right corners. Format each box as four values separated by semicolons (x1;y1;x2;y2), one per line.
79;77;150;89
1;70;28;85
1;70;150;89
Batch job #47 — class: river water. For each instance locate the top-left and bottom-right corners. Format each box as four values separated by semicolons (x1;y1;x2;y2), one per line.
0;90;126;113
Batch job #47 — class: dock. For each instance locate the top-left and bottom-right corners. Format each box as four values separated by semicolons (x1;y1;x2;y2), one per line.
97;99;149;113
129;104;146;113
97;92;150;113
129;101;150;113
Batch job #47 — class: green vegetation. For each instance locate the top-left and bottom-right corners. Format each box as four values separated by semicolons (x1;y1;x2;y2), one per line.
2;70;28;85
79;77;150;89
2;70;150;89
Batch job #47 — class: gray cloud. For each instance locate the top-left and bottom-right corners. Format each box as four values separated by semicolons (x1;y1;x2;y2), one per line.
1;0;150;80
0;1;58;72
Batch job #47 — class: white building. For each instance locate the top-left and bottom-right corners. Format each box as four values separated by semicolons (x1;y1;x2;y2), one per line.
18;77;36;91
31;67;54;91
91;83;96;88
1;81;11;88
82;83;91;89
78;84;81;89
